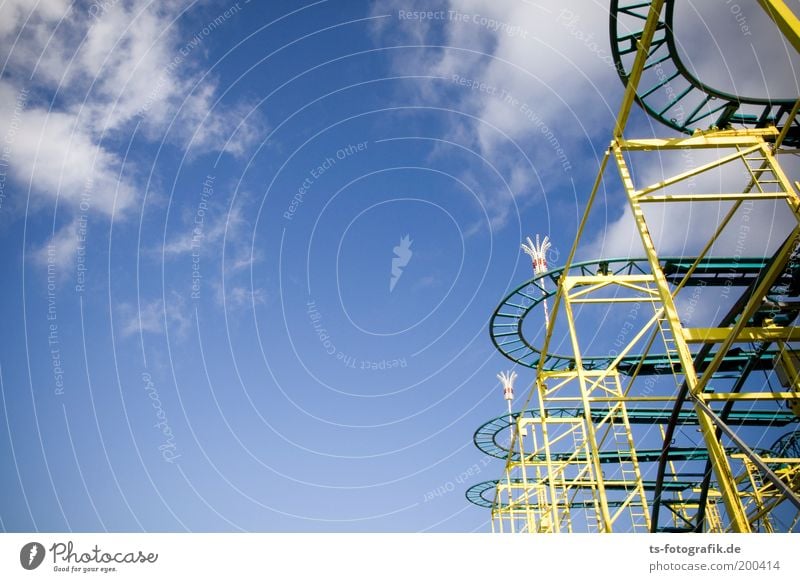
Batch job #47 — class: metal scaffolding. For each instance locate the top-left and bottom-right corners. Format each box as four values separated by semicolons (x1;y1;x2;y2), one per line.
467;0;800;532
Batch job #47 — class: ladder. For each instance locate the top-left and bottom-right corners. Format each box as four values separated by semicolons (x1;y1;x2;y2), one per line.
741;149;779;195
570;420;601;532
743;459;775;533
656;316;681;382
609;406;650;531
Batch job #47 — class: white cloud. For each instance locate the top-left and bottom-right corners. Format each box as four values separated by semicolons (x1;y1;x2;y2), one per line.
227;245;262;273
119;293;191;338
589;199;793;260
371;0;800;237
371;0;618;230
369;0;435;49
585;148;799;260
1;0;266;233
223;285;267;310
0;81;136;217
434;0;616;146
32;219;80;269
671;2;800;99
178;84;267;158
161;191;266;312
0;0;68;38
163;202;247;258
162;194;263;270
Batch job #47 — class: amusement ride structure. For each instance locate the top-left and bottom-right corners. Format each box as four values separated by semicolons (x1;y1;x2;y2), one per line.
466;0;800;532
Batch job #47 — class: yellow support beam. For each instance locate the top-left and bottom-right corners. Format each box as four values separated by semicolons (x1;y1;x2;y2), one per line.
614;0;666;138
699;392;800;401
614;142;753;532
621;130;779;150
775;99;800;150
484;0;800;533
562;295;613;532
633;144;762;197
693;230;800;394
683;327;800;343
637;193;791;202
757;0;800;54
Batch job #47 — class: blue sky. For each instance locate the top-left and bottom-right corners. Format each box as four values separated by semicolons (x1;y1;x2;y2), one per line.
0;0;798;532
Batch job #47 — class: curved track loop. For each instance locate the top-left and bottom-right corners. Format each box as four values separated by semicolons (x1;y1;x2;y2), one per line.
651;240;800;531
466;479;698;509
483;251;800;524
491;256;776;372
772;429;800;458
611;0;800;145
473;407;793;461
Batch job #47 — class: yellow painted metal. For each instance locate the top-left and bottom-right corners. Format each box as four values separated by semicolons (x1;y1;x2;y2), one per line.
546;396;678;403
638;193;790;202
731;453;800;532
682;327;800;343
692;232;800;397
489;356;657;532
487;0;800;533
490;127;800;530
699;392;800;401
757;0;800;54
563;294;614;532
614;0;665;138
777;343;800;389
633;145;763;197
614;141;752;532
775;99;800;151
489;275;662;531
621;132;780;150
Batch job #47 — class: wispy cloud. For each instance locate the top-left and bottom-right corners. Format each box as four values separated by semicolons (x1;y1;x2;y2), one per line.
371;0;800;240
162;191;266;310
370;0;617;231
31;219;80;270
162;203;247;258
1;0;267;265
584;149;799;260
118;292;191;338
223;285;268;310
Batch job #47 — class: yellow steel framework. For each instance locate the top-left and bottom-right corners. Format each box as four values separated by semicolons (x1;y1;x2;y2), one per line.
471;0;800;533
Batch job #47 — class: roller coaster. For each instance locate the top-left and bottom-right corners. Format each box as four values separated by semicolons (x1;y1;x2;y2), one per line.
467;0;800;532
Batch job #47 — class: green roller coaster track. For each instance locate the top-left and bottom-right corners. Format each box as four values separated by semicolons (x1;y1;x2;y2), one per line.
490;256;798;373
611;0;800;145
467;0;800;533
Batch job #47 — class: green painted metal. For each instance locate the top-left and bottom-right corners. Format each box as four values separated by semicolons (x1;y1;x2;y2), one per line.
611;0;800;144
466;478;698;509
474;407;796;461
490;257;785;372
